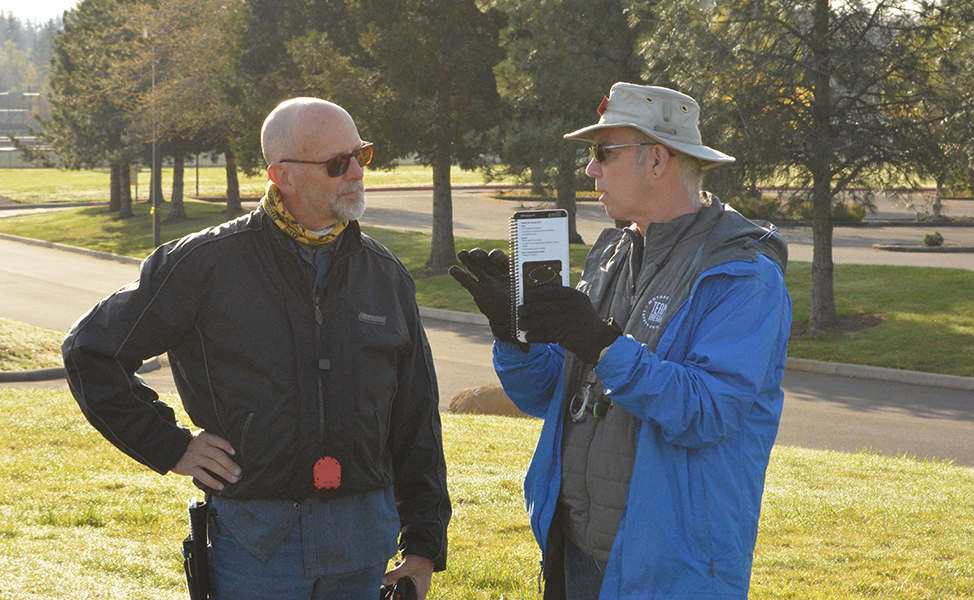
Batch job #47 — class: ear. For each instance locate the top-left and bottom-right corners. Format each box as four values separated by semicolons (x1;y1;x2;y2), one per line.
268;164;297;196
650;144;672;179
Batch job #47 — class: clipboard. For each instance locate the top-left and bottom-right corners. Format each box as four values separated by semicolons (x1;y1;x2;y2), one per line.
509;209;570;343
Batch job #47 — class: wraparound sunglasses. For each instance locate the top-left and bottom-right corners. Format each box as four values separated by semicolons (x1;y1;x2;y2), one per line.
279;142;374;177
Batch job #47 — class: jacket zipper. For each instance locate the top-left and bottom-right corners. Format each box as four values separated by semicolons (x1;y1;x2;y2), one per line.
314;293;325;442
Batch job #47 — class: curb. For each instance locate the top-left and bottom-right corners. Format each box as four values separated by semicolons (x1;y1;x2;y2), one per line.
784;357;974;391
0;201;109;211
419;310;974;392
872;243;974;253
780;220;974;228
4;232;973;392
0;232;144;265
419;306;489;326
0;357;160;383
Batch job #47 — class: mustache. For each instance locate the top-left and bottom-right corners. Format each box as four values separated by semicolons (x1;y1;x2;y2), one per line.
339;182;365;195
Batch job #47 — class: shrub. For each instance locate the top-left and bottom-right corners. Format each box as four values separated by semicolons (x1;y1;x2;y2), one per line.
785;197;868;223
923;231;944;247
724;191;787;223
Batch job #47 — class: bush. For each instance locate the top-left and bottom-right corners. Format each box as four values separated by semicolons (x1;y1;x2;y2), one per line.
723;191;788;223
831;201;868;222
923;231;944;247
786;198;867;222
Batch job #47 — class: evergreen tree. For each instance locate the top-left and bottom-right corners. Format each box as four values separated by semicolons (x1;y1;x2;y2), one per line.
636;0;962;333
344;0;505;273
43;0;142;216
493;0;643;242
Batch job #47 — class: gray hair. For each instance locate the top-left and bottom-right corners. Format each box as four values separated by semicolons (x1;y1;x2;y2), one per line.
634;136;705;209
675;153;705;209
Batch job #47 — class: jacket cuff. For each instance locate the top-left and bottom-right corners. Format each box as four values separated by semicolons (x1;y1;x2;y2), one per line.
400;540;448;572
593;334;639;382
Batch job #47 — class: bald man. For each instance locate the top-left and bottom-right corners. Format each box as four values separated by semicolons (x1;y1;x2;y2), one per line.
63;98;450;599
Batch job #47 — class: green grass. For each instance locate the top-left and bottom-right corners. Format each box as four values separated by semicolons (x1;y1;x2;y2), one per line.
0;388;971;599
0;318;64;372
784;262;974;376
0;199;237;258
0;166;519;205
2;200;973;377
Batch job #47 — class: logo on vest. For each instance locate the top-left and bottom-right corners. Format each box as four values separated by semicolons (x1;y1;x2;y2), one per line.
641;295;669;330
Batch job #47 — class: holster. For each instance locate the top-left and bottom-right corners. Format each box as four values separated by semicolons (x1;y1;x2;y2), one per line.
182;499;210;600
379;576;418;600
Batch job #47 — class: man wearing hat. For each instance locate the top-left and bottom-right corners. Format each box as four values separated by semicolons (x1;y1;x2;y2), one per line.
450;83;791;599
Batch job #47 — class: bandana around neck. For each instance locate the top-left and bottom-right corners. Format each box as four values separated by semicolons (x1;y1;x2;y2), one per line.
260;181;347;247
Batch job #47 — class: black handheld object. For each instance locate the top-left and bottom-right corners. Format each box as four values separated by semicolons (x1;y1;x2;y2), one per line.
379;576;418;600
183;498;210;600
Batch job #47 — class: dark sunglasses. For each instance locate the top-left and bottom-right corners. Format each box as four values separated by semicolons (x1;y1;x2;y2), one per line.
589;142;675;163
279;142;374;177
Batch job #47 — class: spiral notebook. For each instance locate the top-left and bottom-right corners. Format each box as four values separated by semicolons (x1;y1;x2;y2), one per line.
510;209;570;343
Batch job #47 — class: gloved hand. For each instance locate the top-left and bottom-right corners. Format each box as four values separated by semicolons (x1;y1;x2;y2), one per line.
519;285;621;364
449;248;527;349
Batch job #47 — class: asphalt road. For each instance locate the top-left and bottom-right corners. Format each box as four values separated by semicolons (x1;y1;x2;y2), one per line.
2;189;973;466
359;188;974;271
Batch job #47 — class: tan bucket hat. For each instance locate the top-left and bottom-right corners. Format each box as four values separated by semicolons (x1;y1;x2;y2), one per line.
564;83;734;169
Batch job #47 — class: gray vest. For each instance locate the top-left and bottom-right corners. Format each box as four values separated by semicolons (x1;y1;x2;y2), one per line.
557;198;787;564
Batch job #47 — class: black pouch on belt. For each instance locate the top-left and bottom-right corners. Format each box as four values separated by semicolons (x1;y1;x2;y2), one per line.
182;498;210;600
379;576;418;600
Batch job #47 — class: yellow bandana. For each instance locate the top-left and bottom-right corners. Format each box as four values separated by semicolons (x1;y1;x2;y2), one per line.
260;181;347;247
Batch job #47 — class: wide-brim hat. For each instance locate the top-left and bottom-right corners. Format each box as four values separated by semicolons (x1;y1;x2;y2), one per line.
564;83;734;169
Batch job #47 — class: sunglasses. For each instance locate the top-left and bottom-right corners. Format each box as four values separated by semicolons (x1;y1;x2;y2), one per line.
279;142;374;177
590;142;675;163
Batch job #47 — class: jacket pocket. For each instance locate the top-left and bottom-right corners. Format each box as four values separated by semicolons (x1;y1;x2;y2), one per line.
237;412;254;465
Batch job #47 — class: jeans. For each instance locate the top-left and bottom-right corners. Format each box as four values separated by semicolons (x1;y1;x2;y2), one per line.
564;538;606;600
208;508;386;600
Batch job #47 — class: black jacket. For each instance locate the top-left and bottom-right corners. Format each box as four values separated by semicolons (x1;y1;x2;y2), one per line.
62;209;450;568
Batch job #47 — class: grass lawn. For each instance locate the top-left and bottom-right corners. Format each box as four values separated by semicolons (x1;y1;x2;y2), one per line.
0;388;971;599
1;200;973;377
0;318;63;372
0;166;520;205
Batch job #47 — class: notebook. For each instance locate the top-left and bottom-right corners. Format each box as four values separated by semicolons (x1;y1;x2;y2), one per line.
509;209;570;343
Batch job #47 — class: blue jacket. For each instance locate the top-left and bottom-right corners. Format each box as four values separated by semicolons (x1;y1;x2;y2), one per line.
494;207;791;599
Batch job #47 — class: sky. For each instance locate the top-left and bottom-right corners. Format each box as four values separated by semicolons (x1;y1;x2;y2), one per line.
0;0;79;23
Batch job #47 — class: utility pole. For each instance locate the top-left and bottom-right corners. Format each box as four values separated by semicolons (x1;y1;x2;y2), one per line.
145;28;160;248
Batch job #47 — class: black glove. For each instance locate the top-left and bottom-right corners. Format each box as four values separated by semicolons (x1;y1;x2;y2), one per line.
449;248;527;349
519;285;622;364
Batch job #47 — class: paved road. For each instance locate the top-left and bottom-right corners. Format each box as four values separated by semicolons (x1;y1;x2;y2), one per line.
2;189;973;466
360;189;974;271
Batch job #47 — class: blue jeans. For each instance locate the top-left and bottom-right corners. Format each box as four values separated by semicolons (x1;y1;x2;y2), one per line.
208;509;386;600
564;538;606;600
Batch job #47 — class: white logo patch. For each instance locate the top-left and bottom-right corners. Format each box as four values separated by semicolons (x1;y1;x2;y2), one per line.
641;295;669;330
358;312;387;326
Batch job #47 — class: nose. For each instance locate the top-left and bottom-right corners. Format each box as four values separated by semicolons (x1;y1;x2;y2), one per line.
585;158;601;179
345;156;365;180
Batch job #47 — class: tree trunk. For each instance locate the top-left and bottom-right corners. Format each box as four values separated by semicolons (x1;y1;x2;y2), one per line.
151;152;165;209
556;161;583;244
426;150;455;274
933;176;944;218
808;0;839;334
168;155;187;222
225;149;242;216
530;165;545;196
119;163;134;218
109;163;121;212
